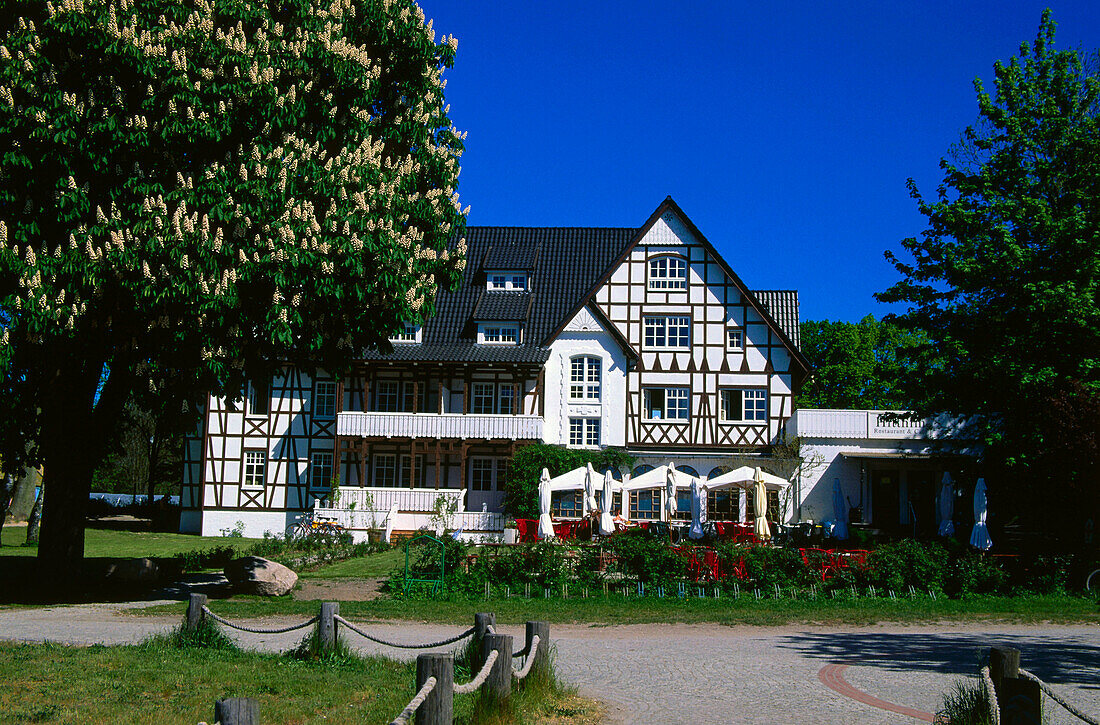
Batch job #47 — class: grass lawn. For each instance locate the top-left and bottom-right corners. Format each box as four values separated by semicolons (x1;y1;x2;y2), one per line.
136;592;1100;627
0;524;259;558
0;638;600;725
298;547;405;579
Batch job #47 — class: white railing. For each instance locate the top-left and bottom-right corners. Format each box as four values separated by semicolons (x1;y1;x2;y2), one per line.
325;487;465;513
312;504;505;543
454;511;506;532
337;411;543;440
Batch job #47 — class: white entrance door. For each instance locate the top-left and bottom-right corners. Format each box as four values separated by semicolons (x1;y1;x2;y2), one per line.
467;458;506;512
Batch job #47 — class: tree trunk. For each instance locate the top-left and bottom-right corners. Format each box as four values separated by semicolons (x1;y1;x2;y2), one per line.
10;466;42;521
37;443;95;583
26;485;43;544
0;473;14;545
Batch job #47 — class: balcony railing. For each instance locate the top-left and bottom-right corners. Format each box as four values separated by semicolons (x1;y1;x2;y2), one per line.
338;411;543;440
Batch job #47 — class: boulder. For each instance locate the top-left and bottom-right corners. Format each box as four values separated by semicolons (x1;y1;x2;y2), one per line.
104;557;160;584
224;556;297;596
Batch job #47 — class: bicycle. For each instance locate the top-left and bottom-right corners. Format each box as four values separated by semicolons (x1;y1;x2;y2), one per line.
286;512;345;543
1087;567;1100;593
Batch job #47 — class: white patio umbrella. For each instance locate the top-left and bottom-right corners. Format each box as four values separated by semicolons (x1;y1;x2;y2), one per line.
969;478;992;550
537;468;555;539
666;463;678;518
937;472;955;537
583;462;598;516
832;479;849;540
599;469;615;536
753;468;771;540
688;479;704;539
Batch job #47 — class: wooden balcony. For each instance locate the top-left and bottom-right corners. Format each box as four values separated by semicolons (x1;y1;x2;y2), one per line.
337;411;543;441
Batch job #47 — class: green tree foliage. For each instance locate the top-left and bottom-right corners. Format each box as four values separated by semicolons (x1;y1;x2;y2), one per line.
797;315;928;409
504;444;634;520
0;0;467;575
876;12;1099;531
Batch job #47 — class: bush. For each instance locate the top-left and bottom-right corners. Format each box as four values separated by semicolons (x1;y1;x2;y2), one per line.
602;530;687;587
172;545;239;572
719;544;813;590
866;540;950;593
503;444;634;519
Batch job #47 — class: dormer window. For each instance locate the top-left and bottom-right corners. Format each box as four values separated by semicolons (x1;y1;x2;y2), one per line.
390;323;422;344
486;270;529;291
648;255;687;290
478;323;521;344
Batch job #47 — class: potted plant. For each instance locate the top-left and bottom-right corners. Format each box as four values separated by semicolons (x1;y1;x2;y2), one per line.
503;516;518;545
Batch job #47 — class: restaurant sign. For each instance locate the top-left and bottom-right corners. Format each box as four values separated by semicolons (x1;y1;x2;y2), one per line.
867;412;926;440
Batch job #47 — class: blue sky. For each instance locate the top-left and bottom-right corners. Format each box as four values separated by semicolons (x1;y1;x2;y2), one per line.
417;1;1099;323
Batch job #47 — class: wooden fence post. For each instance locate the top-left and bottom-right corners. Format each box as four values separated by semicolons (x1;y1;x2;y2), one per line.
988;646;1040;725
483;633;513;700
185;593;207;631
319;602;339;654
472;612;495;670
525;621;550;672
415;653;453;725
215;697;259;725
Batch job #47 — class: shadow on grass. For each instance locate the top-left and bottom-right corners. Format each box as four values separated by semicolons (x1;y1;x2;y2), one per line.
776;630;1100;689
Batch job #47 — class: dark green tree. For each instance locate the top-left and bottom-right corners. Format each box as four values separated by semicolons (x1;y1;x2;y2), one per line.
0;0;467;577
504;444;634;520
877;11;1099;532
797;315;929;410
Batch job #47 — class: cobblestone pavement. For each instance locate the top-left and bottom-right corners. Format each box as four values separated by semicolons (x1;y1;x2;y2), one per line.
1;604;1098;725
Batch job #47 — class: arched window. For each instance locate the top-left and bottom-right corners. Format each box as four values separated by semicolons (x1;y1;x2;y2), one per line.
677;465;699;478
631;464;655;477
708;466;730;479
648;255;687;290
569;356;601;401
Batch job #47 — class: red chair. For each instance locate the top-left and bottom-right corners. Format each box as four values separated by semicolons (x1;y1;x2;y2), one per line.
700;548;723;582
800;547;835;582
515;518;537;542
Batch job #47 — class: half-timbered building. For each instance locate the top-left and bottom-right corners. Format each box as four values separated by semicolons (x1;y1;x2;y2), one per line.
180;197;809;538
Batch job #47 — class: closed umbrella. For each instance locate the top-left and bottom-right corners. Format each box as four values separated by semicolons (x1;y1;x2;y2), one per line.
832;479;849;540
599;469;615;536
753;468;771;540
937;472;955;537
688;479;704;539
666;463;678;519
537;468;555;539
583;462;598;516
969;478;992;550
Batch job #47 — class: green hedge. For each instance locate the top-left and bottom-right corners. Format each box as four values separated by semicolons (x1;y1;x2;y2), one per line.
503;444;634;519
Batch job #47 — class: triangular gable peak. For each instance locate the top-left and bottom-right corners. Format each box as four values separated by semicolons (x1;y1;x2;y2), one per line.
554;303;637;362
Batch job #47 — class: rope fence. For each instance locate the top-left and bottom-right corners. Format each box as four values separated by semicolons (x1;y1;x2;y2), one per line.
984;647;1098;725
1019;668;1099;725
979;665;1001;725
183;596;553;725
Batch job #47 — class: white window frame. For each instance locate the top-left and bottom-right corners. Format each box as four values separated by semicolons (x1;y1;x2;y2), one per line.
373;453;398;487
309;450;334;490
242;450;267;489
568;417;601;447
498;384;515;415
468;457;508;491
313;380;337;419
726;328;744;352
479;324;521;345
374;380;400;412
471;382;496;414
643;387;689;422
647;255;687;290
485;270;528;291
569;356;601;401
389;322;422;344
246;380;269;418
643;316;690;349
719;388;768;423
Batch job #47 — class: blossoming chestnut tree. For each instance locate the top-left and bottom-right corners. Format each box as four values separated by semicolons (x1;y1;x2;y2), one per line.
0;0;467;576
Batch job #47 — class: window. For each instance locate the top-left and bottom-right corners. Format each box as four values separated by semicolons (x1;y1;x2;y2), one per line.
390;322;421;343
314;381;337;419
375;381;400;412
485;271;528;291
673;489;692;521
569;356;601;401
569;417;600;447
720;388;768;423
400;455;426;487
643;316;690;348
373;454;398;487
726;328;744;351
551;490;582;517
472;382;495;414
246;380;269;416
499;385;515;415
481;325;520;344
469;458;508;491
630;490;660;520
643;388;689;421
310;451;334;489
708;489;740;520
242;450;266;488
648;256;687;290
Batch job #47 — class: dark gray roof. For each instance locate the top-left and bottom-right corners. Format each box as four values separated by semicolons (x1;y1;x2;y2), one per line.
472;291;532;321
363;226;636;363
753;290;801;349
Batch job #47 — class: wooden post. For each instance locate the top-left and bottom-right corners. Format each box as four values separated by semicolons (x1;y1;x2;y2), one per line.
989;646;1041;725
472;612;495;671
415;653;453;725
482;633;513;700
319;602;339;654
215;698;259;725
185;593;207;631
525;621;550;672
